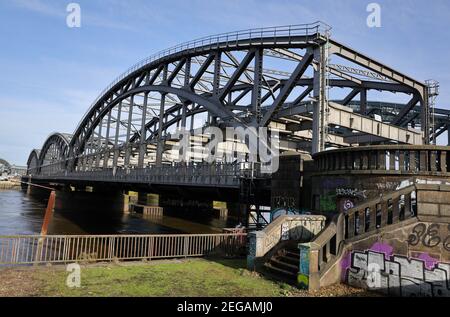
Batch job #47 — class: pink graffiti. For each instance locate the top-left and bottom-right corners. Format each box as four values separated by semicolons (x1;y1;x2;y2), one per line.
417;253;440;270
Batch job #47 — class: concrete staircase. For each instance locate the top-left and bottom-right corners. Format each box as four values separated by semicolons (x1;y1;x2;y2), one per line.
263;247;300;284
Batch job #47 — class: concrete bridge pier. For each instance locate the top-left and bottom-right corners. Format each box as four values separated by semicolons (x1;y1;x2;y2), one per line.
126;192;164;217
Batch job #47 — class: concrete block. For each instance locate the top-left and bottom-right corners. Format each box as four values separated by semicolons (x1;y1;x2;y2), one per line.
418;203;439;216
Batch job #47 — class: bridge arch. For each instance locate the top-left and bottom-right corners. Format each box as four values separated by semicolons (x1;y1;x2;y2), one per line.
26;150;40;176
26;23;437;175
38;133;72;176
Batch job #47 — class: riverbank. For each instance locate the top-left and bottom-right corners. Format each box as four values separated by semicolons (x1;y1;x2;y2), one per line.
0;258;377;297
0;181;20;190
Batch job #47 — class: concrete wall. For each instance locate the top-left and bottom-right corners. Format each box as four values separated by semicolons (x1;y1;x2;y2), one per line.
271;152;314;214
308;184;450;296
247;215;326;270
339;218;450;296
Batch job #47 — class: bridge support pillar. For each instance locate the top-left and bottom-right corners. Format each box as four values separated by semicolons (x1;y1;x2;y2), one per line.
127;192;164;217
123;191;138;214
213;201;228;219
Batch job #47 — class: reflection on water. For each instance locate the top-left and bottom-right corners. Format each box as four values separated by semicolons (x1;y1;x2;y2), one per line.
0;189;239;235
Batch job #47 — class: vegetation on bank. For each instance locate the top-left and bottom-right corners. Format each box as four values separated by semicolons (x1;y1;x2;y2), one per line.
0;258;374;297
0;181;20;190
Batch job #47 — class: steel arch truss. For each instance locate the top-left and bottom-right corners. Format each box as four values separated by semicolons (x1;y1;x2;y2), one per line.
26;23;439;175
26;150;40;175
36;133;72;176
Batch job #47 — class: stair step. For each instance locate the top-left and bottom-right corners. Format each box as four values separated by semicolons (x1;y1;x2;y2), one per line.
285;250;300;258
263;262;297;278
278;254;300;266
270;258;299;274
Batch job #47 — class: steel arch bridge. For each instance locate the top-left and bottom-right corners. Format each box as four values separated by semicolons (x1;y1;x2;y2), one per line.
26;22;446;187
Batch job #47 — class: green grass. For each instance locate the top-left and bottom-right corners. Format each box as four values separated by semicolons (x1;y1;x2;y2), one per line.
31;259;298;297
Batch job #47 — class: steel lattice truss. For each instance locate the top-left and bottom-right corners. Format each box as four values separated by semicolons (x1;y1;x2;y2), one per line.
26;22;442;176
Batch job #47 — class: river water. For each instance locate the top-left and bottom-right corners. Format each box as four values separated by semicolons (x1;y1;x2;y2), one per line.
0;189;238;236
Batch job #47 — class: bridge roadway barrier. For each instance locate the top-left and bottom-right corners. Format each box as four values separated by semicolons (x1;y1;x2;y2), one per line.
33;162;270;188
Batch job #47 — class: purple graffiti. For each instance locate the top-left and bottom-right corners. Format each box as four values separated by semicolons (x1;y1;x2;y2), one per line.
341;252;352;281
417;253;440;270
370;242;393;259
341;242;393;280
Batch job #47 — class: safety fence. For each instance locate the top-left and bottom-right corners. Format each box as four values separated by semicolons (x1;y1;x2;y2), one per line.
0;233;247;265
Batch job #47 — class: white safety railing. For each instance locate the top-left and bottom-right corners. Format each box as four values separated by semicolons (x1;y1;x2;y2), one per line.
0;233;247;265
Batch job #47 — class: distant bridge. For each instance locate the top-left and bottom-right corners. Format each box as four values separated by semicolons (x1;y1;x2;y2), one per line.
25;22;448;196
0;158;26;177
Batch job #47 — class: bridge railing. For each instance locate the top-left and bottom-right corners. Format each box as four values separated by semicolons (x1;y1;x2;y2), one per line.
33;162;270;186
0;232;247;265
314;145;450;176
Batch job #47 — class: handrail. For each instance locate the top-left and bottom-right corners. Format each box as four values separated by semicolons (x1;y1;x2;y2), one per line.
73;22;331;138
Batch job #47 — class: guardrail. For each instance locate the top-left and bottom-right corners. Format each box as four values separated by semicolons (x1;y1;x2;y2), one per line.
0;233;247;265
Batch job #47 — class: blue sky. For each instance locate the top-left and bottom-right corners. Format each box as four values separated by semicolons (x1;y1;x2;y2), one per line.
1;0;450;165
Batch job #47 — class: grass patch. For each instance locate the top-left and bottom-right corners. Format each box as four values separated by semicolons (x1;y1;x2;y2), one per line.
11;258;299;297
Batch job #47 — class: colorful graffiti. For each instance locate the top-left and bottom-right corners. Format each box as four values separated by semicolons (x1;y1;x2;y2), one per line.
342;243;450;297
318;187;366;213
297;243;310;289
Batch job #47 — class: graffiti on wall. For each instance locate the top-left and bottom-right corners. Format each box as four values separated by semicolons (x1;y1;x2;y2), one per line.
272;196;296;209
336;188;367;199
319;187;366;213
342;242;450;297
297;243;310;289
407;223;450;251
270;207;300;222
319;193;337;212
264;217;326;251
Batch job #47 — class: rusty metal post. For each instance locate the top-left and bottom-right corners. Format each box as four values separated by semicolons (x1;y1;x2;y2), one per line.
35;190;56;264
40;190;56;236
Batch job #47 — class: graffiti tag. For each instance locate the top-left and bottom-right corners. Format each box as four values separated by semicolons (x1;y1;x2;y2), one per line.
336;188;367;199
346;250;450;297
408;223;450;249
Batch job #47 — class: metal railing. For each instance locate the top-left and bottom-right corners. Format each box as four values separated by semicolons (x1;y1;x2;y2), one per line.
33;162;270;186
0;233;247;265
314;145;450;176
74;22;331;136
